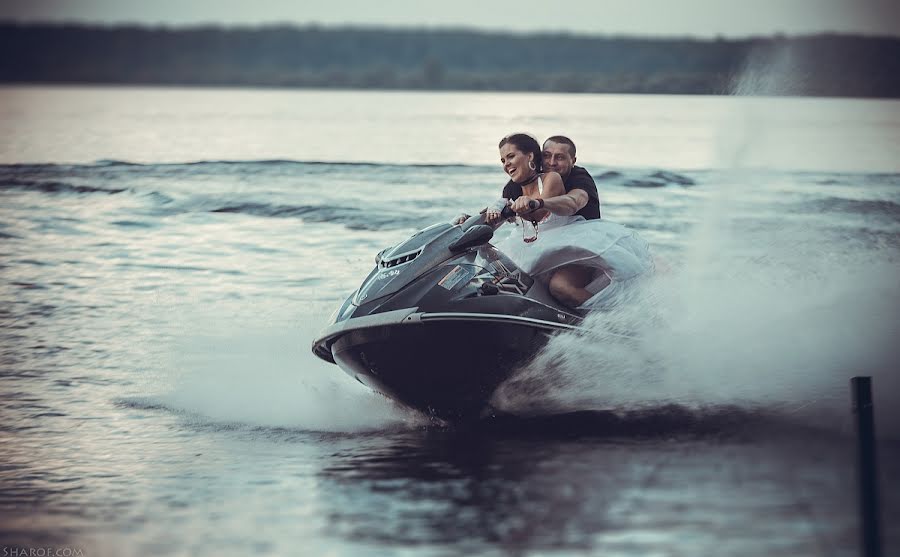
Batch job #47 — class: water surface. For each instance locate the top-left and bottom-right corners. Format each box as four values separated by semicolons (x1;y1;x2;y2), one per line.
1;86;899;556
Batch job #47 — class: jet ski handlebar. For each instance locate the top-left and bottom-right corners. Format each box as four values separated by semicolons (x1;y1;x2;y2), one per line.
496;199;539;220
450;199;538;252
458;199;540;231
500;199;540;218
499;205;516;219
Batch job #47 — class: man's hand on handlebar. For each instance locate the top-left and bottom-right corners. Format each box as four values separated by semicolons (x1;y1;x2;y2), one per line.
511;196;542;215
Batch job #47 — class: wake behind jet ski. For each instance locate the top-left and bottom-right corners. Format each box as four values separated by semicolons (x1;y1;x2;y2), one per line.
311;205;587;421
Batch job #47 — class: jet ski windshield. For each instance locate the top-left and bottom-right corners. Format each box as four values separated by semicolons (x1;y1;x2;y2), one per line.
352;217;508;307
353;222;457;306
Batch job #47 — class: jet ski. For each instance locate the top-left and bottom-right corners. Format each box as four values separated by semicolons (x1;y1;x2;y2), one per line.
311;205;585;421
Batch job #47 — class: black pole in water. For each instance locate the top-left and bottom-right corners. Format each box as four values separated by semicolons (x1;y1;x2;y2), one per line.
852;376;882;557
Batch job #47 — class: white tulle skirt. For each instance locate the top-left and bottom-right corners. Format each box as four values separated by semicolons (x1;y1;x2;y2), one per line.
492;214;653;309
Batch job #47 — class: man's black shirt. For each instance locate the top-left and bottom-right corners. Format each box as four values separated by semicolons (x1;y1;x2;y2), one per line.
502;166;601;220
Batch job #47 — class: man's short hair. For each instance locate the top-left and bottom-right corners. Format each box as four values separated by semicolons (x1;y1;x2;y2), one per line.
544;135;576;158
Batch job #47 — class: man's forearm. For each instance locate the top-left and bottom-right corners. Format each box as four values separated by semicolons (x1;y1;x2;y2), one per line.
543;193;584;216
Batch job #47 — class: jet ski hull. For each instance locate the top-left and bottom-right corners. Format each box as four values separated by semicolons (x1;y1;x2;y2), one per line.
315;309;578;420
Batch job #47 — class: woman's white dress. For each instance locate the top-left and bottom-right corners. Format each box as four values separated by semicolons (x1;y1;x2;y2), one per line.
492;177;653;309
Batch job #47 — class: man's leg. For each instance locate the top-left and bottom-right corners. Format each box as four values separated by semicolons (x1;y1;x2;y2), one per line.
548;265;609;308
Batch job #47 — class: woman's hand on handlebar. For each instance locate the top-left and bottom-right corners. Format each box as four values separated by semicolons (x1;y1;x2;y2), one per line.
484;199;512;225
451;213;471;225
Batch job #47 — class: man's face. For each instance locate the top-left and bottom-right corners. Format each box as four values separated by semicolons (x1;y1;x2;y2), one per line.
542;140;575;180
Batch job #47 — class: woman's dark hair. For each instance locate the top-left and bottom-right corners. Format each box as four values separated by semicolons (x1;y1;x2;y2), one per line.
499;133;542;173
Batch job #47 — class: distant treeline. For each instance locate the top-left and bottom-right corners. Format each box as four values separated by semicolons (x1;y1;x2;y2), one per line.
2;23;899;97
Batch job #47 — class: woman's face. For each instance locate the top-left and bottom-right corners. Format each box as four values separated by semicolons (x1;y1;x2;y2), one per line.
499;143;533;183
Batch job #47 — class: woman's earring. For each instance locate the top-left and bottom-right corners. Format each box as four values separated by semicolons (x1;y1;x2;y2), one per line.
528;160;536;171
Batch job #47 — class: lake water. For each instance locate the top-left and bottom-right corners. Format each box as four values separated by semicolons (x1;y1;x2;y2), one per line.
1;85;899;556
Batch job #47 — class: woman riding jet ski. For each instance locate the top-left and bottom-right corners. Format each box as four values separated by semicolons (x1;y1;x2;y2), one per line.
311;134;652;421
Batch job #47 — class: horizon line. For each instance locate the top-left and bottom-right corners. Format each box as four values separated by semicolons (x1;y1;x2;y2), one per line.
2;19;899;42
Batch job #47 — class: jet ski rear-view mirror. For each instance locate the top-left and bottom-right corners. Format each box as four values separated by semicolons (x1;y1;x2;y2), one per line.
448;225;494;253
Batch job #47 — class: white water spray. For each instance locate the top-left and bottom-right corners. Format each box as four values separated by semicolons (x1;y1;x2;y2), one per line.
158;304;422;432
493;47;900;437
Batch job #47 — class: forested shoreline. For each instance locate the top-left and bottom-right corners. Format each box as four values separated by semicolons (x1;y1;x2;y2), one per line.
2;23;898;97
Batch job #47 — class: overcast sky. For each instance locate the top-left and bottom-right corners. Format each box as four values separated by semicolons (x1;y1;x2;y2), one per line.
2;0;899;38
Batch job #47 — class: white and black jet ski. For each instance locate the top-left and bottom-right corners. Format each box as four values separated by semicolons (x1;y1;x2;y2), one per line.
312;205;644;421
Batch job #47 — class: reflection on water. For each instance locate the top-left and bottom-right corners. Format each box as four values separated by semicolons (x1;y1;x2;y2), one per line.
316;420;871;555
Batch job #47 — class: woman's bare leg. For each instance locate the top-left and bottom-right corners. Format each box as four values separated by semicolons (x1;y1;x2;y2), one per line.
548;266;606;308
